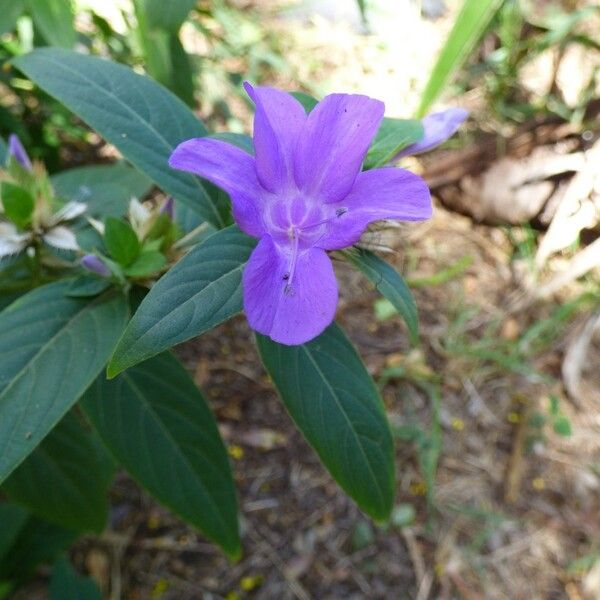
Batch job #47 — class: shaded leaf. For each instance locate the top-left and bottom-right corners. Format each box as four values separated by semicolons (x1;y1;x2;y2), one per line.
14;49;228;227
2;412;114;533
144;0;197;33
82;353;240;557
27;0;76;48
0;0;25;36
51;163;152;218
108;225;255;376
256;323;395;521
0;281;128;483
49;557;101;600
0;507;77;582
344;248;419;344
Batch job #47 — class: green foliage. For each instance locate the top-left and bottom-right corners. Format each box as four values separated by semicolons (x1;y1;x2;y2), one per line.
0;0;25;36
143;0;197;33
2;412;114;533
123;250;166;278
26;0;76;48
14;49;228;228
0;182;34;228
104;217;141;267
364;118;424;168
108;225;256;376
256;324;396;521
0;504;77;585
344;248;419;344
66;276;111;298
0;281;128;483
134;0;195;105
418;0;504;116
82;353;241;558
51;164;152;219
49;557;102;600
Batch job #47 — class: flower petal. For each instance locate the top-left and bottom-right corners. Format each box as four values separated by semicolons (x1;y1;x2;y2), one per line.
44;226;79;251
243;236;338;345
316;167;432;250
396;108;469;158
8;134;32;171
0;222;29;257
243;82;306;194
169;138;265;237
294;93;385;202
51;201;87;225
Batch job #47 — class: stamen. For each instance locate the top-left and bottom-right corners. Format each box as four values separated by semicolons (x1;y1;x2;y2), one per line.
299;207;348;231
284;228;299;295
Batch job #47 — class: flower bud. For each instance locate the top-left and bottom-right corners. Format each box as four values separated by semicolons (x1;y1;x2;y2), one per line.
7;134;33;171
81;254;111;277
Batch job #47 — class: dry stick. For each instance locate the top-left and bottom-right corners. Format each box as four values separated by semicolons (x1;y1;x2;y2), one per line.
402;528;432;600
245;523;312;600
562;311;600;404
504;397;534;504
536;237;600;299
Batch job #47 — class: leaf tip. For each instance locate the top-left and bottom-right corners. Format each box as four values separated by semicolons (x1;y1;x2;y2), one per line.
105;360;123;380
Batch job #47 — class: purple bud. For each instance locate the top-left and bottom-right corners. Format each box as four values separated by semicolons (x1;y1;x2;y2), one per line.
7;134;33;171
81;254;111;277
396;108;469;159
160;197;175;219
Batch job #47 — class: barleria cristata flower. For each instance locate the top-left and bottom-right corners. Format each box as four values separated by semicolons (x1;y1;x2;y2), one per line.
170;84;432;345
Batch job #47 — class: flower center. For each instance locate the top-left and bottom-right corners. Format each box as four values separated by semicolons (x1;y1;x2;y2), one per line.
265;198;347;295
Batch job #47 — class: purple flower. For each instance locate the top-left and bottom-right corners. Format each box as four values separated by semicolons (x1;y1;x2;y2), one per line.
396;108;469;158
169;83;431;345
81;254;111;277
7;134;32;171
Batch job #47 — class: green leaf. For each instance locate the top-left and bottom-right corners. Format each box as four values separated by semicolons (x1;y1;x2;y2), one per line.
135;2;194;105
256;323;395;521
364;118;424;169
0;506;77;583
0;136;7;165
2;412;114;533
0;281;129;483
14;49;228;228
417;0;504;116
0;183;35;229
167;33;195;106
26;0;76;48
291;91;319;113
553;416;572;437
49;557;102;600
208;132;254;155
0;0;25;36
124;250;166;278
51;163;152;218
344;248;419;344
108;225;255;377
104;217;140;266
82;353;240;557
66;276;111;298
0;504;28;561
143;0;197;33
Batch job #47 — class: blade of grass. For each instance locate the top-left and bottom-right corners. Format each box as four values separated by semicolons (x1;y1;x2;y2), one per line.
417;0;505;116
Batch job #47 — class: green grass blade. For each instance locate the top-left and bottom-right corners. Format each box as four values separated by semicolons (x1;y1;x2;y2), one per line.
417;0;504;116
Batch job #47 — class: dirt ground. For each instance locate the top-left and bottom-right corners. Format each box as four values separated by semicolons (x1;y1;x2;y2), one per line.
13;1;600;598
